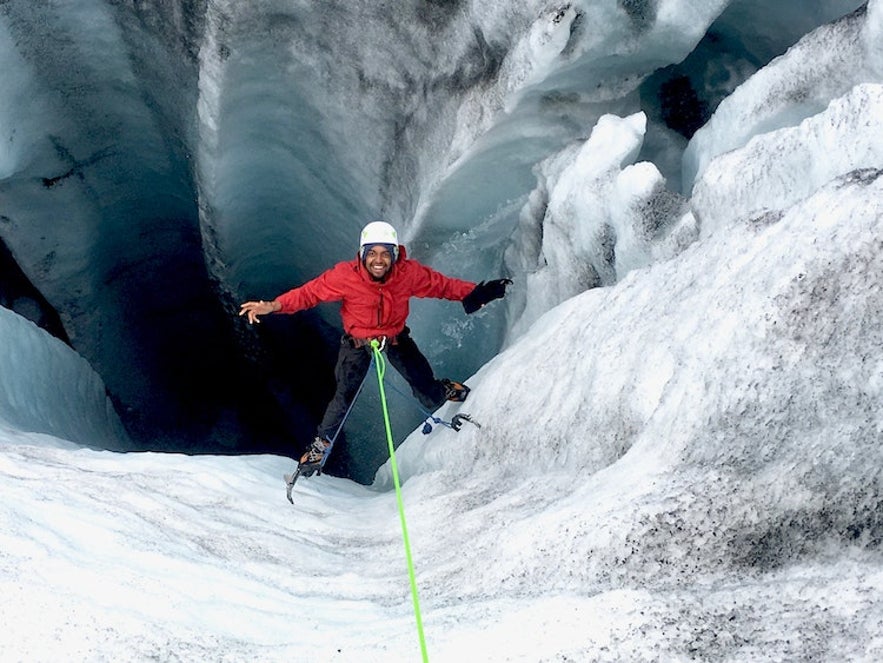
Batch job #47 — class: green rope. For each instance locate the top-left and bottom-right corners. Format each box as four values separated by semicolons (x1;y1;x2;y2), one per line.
370;340;429;662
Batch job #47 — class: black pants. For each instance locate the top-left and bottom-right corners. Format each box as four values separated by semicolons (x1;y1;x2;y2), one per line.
316;328;447;441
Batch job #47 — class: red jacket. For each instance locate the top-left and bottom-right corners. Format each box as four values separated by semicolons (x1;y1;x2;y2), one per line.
274;246;476;339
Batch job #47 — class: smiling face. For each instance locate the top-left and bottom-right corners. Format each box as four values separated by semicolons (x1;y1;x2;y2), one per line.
363;244;394;280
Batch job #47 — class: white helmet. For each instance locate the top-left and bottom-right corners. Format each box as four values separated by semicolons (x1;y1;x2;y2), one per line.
359;221;399;262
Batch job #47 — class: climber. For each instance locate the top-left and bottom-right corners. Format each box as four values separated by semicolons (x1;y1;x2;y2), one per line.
239;220;511;476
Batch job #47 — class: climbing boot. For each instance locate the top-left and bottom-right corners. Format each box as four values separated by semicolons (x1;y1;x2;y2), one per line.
441;378;470;403
298;436;331;477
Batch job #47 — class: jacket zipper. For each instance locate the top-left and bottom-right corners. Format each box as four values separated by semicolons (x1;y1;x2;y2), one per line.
377;286;383;327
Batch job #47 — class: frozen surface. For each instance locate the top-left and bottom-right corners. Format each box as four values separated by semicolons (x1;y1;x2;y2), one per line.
503;111;694;340
1;0;871;459
683;0;882;190
692;83;883;237
3;166;883;659
2;3;883;658
0;306;126;449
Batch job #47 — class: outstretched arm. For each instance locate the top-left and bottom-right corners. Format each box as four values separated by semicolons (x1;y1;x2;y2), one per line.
238;262;349;324
239;299;282;324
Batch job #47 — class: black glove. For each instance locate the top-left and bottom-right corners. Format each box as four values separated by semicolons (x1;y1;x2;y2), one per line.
463;278;512;314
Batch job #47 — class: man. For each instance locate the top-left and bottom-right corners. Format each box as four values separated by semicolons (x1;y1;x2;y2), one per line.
239;221;511;476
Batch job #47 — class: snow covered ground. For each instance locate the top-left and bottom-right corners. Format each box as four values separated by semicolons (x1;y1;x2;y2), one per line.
3;1;883;661
3;162;882;659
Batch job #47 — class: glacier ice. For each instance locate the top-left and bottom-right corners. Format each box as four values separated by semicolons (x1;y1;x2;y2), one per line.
0;0;879;471
692;83;883;237
1;0;883;659
0;306;126;448
2;165;881;661
683;0;881;190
